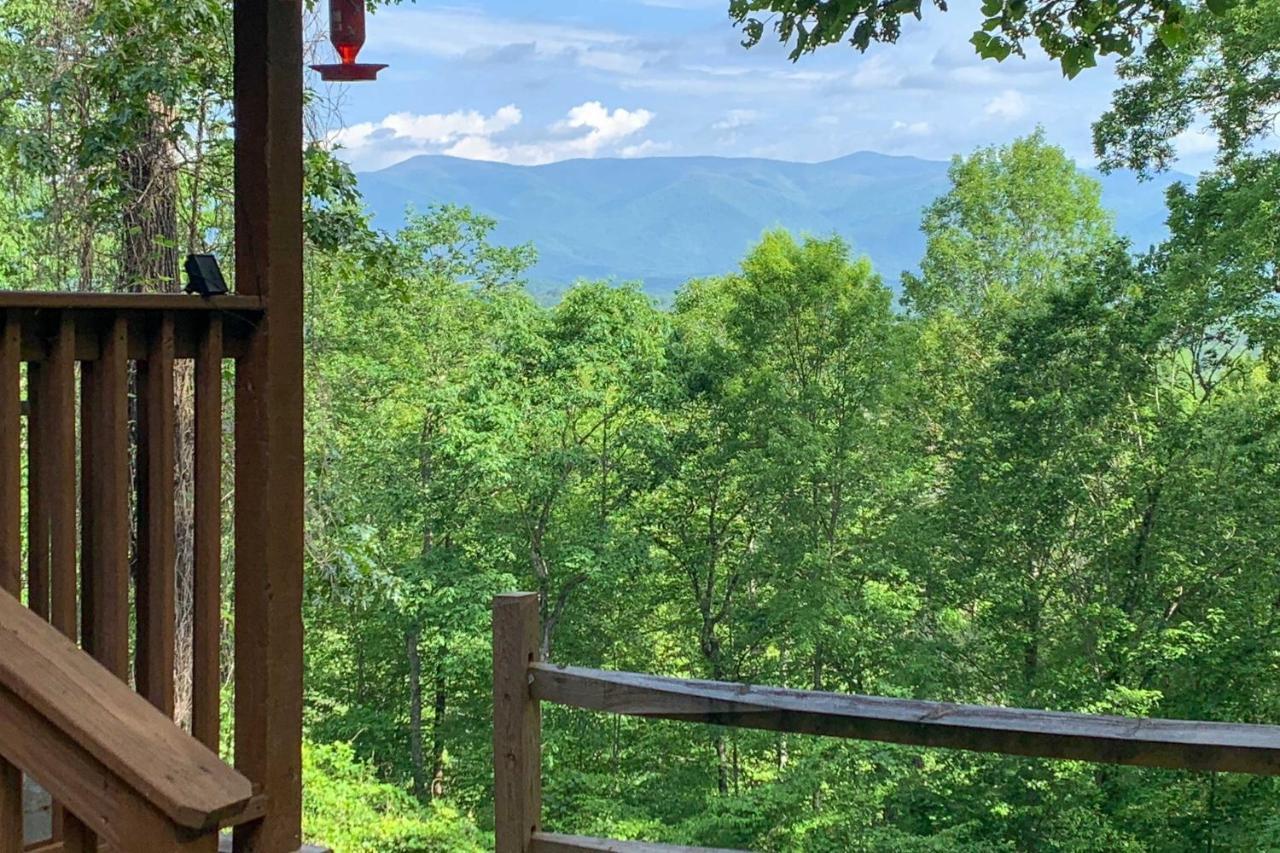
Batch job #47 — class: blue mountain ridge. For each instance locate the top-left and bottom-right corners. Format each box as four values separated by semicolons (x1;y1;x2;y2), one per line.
357;152;1189;301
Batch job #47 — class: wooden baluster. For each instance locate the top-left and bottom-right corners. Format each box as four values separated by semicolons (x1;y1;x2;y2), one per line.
27;360;48;620
137;315;176;716
79;361;97;656
0;313;23;853
192;316;222;752
46;314;95;853
90;316;129;681
48;314;77;640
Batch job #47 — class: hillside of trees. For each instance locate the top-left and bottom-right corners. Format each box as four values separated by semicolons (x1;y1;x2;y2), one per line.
1;1;1277;850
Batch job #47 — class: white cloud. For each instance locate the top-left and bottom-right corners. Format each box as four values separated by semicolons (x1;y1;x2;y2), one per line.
328;106;523;171
712;109;760;131
984;89;1029;121
620;140;672;158
850;55;903;90
331;101;657;170
374;8;626;58
369;8;659;77
892;120;933;137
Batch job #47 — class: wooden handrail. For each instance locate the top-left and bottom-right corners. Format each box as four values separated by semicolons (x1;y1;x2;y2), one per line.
0;292;262;312
0;591;252;841
532;833;744;852
530;663;1280;776
495;591;1280;853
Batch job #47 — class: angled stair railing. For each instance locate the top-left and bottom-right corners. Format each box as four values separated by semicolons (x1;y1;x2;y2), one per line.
0;590;252;851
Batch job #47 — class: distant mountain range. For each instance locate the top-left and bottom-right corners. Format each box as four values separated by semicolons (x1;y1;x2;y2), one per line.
357;152;1190;301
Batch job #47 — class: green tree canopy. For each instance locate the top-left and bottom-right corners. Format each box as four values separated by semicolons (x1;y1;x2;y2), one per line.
729;0;1234;78
902;130;1117;318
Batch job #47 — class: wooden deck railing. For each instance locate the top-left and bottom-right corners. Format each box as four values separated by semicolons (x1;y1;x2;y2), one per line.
493;592;1280;853
0;2;304;851
0;291;297;853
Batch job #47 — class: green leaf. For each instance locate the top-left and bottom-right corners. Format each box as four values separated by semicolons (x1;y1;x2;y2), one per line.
1157;21;1188;49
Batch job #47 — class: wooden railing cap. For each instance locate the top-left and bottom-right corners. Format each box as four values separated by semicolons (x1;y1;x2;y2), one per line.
0;591;252;831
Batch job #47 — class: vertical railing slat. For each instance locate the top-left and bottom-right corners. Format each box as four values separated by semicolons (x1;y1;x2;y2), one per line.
49;314;77;638
79;361;97;656
137;314;176;715
46;313;95;852
27;360;48;620
90;316;130;680
0;313;23;853
193;316;223;752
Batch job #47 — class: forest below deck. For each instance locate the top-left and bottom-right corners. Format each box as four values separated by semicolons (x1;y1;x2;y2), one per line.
300;141;1280;851
1;1;1278;850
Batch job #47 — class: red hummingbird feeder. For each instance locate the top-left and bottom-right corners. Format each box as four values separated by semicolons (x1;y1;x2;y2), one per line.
311;0;387;82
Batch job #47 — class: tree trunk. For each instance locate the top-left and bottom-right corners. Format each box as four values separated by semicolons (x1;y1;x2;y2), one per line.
429;645;447;801
119;103;178;292
715;734;730;796
406;623;426;800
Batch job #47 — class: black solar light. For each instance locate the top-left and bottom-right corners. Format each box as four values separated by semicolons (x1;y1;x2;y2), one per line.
185;254;228;296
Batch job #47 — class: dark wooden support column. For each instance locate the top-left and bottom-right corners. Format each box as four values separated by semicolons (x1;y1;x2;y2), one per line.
232;0;304;850
0;314;22;853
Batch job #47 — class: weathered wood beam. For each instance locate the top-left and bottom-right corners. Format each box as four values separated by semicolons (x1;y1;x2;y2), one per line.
531;664;1280;776
0;680;210;853
531;833;745;853
494;594;543;853
0;293;260;312
0;591;253;832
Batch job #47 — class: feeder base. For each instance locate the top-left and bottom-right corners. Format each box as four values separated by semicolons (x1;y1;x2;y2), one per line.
311;63;387;81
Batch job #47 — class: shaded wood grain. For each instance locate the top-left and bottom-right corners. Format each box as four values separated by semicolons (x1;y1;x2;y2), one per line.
0;294;259;312
0;679;218;852
89;318;128;681
26;362;47;620
231;2;306;849
137;315;176;715
45;315;93;852
0;315;21;853
192;317;222;752
0;590;252;831
494;594;542;853
531;664;1280;776
532;833;745;853
77;364;96;658
47;315;76;641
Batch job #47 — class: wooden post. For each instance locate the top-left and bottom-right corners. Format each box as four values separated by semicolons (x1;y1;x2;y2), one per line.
493;593;542;853
0;313;22;853
232;0;304;850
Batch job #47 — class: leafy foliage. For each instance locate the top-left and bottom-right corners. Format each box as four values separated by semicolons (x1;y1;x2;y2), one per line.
303;741;488;851
2;2;1279;848
727;0;1232;78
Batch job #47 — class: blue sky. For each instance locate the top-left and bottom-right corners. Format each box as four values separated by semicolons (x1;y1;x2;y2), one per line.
312;0;1218;174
